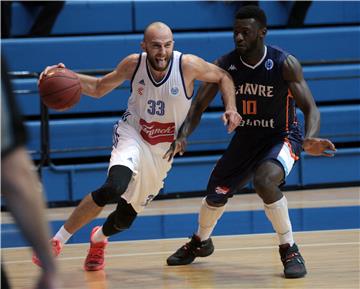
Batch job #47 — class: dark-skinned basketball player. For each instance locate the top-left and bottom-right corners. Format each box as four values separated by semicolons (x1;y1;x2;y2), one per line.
164;6;336;279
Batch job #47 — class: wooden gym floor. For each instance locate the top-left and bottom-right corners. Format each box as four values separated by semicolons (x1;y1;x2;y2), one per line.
2;186;359;289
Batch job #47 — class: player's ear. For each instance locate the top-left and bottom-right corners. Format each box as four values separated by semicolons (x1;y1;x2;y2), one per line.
260;27;267;38
140;41;146;52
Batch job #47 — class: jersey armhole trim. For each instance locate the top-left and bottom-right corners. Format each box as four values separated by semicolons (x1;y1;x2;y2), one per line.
179;53;193;100
130;53;142;93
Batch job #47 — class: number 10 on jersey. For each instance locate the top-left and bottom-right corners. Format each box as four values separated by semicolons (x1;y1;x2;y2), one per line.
242;100;257;115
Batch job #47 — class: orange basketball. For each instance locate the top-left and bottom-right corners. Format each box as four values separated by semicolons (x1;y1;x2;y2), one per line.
38;67;81;111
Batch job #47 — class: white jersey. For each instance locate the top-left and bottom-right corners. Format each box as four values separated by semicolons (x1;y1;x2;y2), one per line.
124;50;192;154
110;51;193;212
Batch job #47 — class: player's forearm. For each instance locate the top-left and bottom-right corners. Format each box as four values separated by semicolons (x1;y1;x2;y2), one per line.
178;82;219;139
177;105;202;140
219;74;237;111
304;107;320;138
76;73;104;98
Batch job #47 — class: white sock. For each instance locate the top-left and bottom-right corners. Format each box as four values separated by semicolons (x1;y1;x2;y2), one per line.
264;196;294;246
91;226;108;243
196;198;226;241
54;225;72;245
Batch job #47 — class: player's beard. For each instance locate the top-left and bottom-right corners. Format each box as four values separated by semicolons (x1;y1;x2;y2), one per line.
147;54;171;72
236;37;260;57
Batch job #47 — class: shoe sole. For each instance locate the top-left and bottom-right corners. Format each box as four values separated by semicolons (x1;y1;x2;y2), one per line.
284;271;307;278
84;264;105;271
166;249;214;266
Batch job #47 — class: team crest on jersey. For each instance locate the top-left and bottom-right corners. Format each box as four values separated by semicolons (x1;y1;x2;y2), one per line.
170;86;179;96
265;59;274;70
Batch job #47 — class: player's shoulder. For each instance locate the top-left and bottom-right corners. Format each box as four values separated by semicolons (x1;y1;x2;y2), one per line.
216;49;237;68
180;53;208;72
117;53;141;70
267;45;289;56
180;53;201;63
266;45;300;64
115;53;142;79
123;53;142;65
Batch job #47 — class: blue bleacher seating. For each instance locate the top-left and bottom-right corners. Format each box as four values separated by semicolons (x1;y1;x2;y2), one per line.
25;105;360;160
3;1;360;203
12;63;360;116
3;26;360;73
40;147;360;202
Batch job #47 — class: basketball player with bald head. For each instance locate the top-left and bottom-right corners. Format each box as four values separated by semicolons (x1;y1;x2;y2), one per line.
33;22;241;271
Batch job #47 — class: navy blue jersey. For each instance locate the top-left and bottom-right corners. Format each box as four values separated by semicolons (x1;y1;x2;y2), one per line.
217;45;302;140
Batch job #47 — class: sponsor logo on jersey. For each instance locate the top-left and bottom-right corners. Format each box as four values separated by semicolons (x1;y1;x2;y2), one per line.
239;118;275;128
170;86;179;96
215;186;230;194
265;59;274;70
139;79;145;85
236;83;274;97
138;86;144;96
139;119;175;145
228;64;237;71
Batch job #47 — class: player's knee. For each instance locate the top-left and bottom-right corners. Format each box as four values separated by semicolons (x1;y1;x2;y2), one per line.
253;172;282;203
205;184;233;207
102;199;137;236
253;174;272;197
91;183;121;207
205;194;229;207
91;165;133;207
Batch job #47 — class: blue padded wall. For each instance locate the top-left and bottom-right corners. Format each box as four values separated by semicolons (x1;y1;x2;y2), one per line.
302;148;360;185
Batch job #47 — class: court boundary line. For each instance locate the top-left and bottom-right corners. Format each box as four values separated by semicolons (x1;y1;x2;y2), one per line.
3;228;358;250
3;229;359;264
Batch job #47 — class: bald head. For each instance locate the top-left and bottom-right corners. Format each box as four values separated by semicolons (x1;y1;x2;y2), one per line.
143;22;173;42
141;22;174;72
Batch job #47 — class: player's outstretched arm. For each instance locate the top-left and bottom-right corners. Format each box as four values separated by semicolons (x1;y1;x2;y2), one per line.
283;55;336;157
163;55;241;161
38;54;139;99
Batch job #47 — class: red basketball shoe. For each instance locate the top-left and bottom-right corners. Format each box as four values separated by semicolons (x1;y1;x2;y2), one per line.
32;238;62;267
84;226;108;271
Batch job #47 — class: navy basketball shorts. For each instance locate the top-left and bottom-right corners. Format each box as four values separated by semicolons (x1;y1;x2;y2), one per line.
206;132;302;204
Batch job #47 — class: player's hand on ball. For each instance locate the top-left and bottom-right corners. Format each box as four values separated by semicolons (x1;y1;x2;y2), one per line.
38;66;81;111
39;63;66;83
302;137;336;157
163;138;187;161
